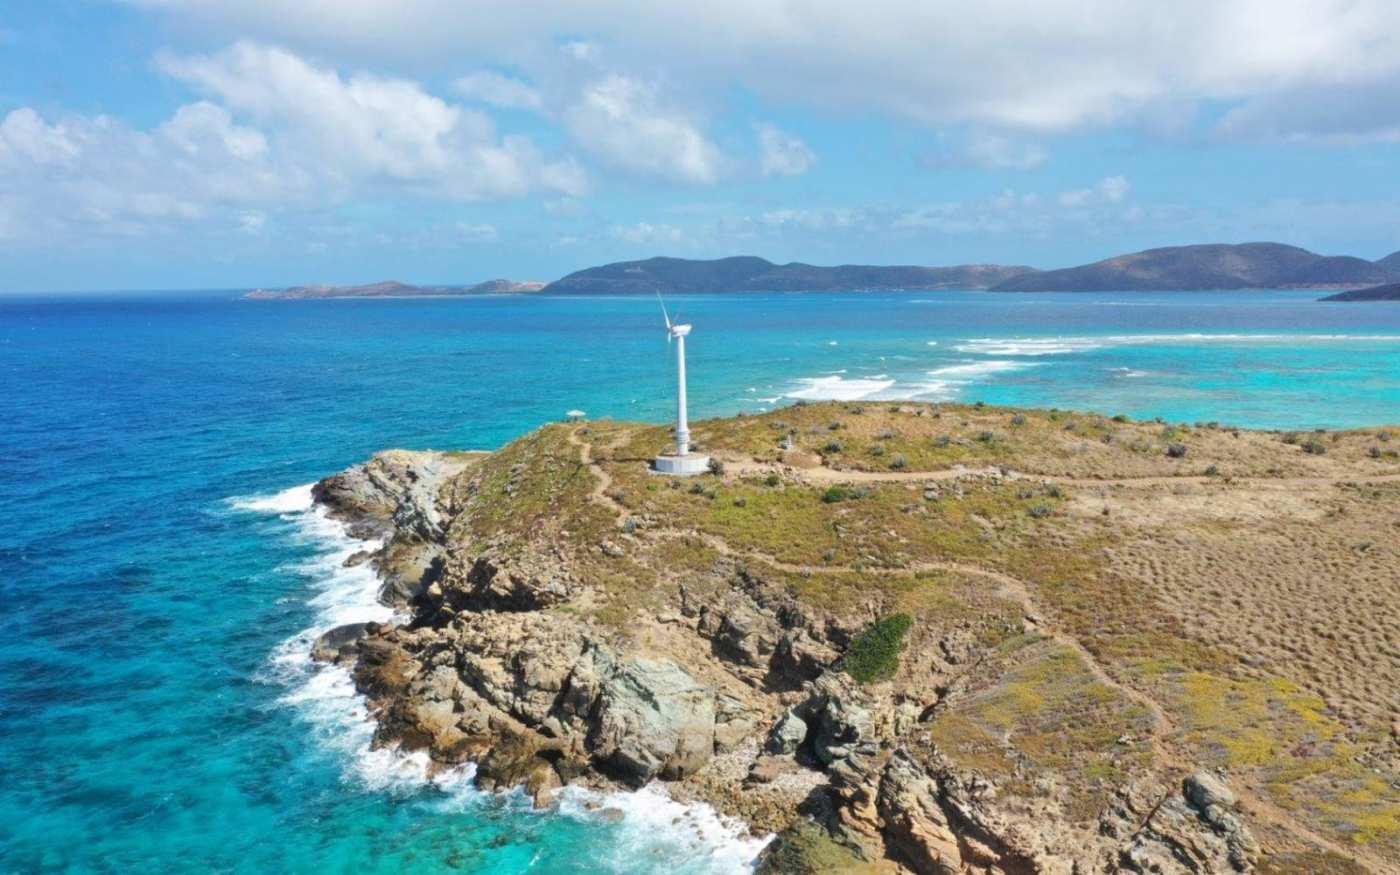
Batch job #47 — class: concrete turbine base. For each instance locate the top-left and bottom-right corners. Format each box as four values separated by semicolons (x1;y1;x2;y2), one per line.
652;453;711;476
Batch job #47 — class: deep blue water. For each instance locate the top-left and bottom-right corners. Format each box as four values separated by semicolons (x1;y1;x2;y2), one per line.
2;289;1399;874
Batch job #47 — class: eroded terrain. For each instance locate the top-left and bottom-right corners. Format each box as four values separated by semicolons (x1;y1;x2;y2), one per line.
311;402;1400;873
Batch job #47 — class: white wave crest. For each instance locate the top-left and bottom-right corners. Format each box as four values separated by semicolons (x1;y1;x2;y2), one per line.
227;483;315;514
926;360;1036;379
555;784;771;874
785;375;896;400
956;332;1400;356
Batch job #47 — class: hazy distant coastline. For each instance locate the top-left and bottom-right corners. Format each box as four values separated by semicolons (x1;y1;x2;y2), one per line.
243;279;545;300
244;241;1400;300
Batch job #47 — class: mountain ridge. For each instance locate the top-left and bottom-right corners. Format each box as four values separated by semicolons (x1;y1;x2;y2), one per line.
542;256;1038;294
990;242;1396;291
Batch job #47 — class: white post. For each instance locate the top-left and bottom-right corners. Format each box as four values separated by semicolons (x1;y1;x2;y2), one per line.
675;332;690;455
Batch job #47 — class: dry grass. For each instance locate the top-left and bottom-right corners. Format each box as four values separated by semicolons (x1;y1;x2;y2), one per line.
446;403;1400;866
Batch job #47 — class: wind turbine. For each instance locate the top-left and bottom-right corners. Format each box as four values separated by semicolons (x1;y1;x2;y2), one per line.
653;292;710;476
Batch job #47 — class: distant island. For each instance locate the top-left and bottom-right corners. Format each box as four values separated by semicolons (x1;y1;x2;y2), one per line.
243;279;545;300
541;256;1036;293
542;243;1400;294
243;242;1400;299
1320;281;1400;302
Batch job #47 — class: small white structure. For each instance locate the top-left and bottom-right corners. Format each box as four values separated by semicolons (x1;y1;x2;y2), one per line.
565;409;586;422
653;295;711;476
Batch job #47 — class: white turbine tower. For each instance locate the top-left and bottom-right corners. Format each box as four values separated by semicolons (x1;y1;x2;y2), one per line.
653;293;711;476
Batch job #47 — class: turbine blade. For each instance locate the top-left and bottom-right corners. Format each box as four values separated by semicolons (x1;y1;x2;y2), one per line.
656;292;672;330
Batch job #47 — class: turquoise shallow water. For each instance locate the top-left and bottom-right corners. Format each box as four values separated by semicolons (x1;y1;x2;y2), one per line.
2;288;1399;874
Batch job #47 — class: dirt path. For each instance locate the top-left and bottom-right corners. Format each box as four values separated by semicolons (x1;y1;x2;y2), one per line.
567;426;631;527
723;456;1400;491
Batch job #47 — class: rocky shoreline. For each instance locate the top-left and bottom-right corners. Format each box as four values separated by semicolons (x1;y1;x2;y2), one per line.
301;419;1290;873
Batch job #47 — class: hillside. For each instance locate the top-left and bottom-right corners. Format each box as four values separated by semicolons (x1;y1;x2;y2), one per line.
312;402;1400;874
991;242;1396;291
1321;282;1400;302
542;256;1037;294
1376;251;1400;274
243;279;545;299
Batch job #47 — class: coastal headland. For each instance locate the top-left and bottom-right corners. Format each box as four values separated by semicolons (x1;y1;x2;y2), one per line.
310;401;1400;873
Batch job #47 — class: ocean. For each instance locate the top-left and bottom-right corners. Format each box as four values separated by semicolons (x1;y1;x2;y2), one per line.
3;288;1399;873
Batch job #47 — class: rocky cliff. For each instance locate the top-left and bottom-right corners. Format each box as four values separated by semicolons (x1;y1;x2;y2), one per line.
307;405;1400;873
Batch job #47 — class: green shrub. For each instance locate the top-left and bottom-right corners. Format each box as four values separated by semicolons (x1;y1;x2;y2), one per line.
889;453;908;470
822;486;850;503
1010;414;1027;427
765;472;782;487
934;435;952;448
1166;443;1187;458
843;614;913;684
1112;414;1130;423
869;445;886;457
1302;438;1327;455
823;439;844;453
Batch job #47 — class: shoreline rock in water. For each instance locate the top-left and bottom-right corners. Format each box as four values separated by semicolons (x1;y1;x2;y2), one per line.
301;405;1400;872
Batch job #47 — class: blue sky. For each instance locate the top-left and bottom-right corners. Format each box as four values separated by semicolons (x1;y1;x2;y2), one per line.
3;1;1400;291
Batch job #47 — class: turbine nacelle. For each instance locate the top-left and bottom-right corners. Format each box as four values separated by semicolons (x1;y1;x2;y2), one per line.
669;323;692;339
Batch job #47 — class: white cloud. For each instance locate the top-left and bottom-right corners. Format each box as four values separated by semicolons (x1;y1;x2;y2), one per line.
1215;78;1400;144
158;42;581;200
119;1;1400;140
457;222;498;242
609;221;686;245
1099;174;1130;202
965;133;1046;170
923;131;1047;171
761;207;859;230
0;108;83;165
565;74;721;184
454;72;542;110
1059;175;1130;207
755;123;814;176
0;43;590;246
239;210;268;233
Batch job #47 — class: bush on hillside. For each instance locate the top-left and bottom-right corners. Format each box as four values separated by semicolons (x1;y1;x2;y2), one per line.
843;614;913;684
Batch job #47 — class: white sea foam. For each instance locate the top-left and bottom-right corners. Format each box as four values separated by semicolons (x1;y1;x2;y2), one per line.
555;784;771;874
785;375;896;400
237;482;772;867
926;360;1036;379
956;333;1400;356
227;483;315;514
954;337;1106;356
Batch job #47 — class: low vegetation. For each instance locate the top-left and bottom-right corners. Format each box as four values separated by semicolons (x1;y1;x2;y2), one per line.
842;614;913;683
